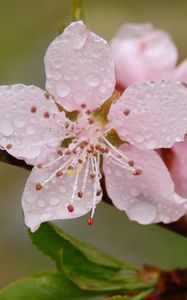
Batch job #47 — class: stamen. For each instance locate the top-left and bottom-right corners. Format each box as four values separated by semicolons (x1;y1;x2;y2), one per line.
102;135;130;162
87;217;94;225
77;191;83;198
44;111;50;118
6;144;12;149
56;170;63;177
128;160;135;167
31;106;37;113
37;163;43;169
123;109;130;116
67;204;74;212
133;169;142;176
35;182;43;191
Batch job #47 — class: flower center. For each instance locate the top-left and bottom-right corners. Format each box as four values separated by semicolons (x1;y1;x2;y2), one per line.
34;113;142;225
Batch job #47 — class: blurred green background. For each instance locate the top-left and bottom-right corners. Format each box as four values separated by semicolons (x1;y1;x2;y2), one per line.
1;0;187;289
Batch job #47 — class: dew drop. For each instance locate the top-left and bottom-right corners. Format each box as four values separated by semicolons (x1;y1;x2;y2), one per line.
128;202;156;224
146;139;157;149
134;134;144;143
14;117;25;128
37;199;46;208
130;187;140;197
87;73;100;87
73;29;87;49
57;84;70;98
59;186;66;194
49;197;60;206
0;120;13;136
26;126;35;135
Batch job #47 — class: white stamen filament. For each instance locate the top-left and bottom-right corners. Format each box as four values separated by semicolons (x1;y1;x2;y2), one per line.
101;135;130;162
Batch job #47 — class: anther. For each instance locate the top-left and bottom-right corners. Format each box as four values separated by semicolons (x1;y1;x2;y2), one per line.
87;217;94;225
96;189;102;196
31;106;37;113
44;111;50;118
128;160;135;167
35;182;43;190
56;170;63;177
95;144;101;151
67;165;74;171
78;159;83;164
57;149;63;156
78;191;83;198
67;204;74;212
133;169;142;176
44;91;50;99
6;144;12;149
79;141;88;149
65;150;71;155
88;118;94;125
81;103;86;109
90;173;95;180
123;109;130;116
37;163;43;169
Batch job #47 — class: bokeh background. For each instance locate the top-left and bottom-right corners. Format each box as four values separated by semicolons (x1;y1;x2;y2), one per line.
1;0;187;288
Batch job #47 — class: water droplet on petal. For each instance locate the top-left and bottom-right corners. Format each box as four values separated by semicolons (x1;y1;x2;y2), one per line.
131;187;140;197
37;199;46;208
57;84;70;98
87;73;100;87
26;126;35;135
49;197;60;206
134;133;144;143
14;117;25;128
146;139;157;149
73;29;88;49
59;186;66;194
0;120;13;136
128;202;156;224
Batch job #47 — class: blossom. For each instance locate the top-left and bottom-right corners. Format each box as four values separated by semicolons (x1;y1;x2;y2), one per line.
111;22;187;199
0;21;187;232
111;23;187;88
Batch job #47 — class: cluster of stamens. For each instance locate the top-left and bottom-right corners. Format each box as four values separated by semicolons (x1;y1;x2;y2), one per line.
32;113;142;225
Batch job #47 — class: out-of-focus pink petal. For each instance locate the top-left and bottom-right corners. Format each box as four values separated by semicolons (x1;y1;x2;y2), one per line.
175;59;187;83
0;84;65;165
108;80;187;150
103;144;186;224
22;151;102;232
111;23;177;87
169;139;187;198
45;21;115;112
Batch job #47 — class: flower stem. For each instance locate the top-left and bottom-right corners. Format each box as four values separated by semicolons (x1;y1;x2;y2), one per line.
71;0;87;22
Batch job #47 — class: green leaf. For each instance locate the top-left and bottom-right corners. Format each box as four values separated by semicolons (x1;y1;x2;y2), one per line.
29;223;155;293
29;222;133;270
0;271;103;300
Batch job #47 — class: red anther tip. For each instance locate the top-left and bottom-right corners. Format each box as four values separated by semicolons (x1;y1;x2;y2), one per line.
67;204;74;212
87;217;94;225
31;106;37;113
78;191;83;198
128;160;135;167
123;109;130;116
35;183;43;191
6;144;12;149
56;170;63;177
44;111;50;118
37;163;43;169
133;169;142;176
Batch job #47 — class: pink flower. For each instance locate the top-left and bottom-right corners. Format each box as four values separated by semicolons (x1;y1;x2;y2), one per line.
111;23;187;88
111;22;187;199
1;21;187;232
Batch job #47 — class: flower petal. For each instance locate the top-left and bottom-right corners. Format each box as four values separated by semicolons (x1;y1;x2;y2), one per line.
44;21;115;112
0;84;65;164
169;139;187;198
111;23;177;88
108;80;187;149
175;59;187;83
103;144;186;224
22;151;102;232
